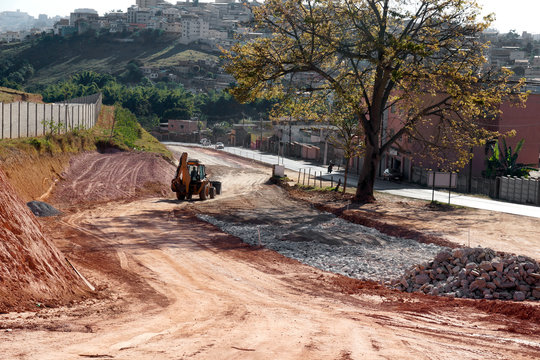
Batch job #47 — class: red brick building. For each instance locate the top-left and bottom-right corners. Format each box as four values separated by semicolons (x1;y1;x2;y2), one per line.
168;119;199;134
382;94;540;180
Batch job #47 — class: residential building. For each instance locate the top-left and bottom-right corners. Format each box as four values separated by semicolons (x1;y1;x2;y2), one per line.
380;94;540;182
168;119;199;133
137;0;160;8
127;6;152;26
180;14;209;43
69;9;98;26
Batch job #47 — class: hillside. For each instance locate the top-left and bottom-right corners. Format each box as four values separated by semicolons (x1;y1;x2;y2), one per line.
1;32;219;86
0;87;43;103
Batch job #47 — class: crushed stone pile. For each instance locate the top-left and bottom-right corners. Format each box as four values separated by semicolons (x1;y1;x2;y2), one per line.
392;247;540;301
27;200;61;217
198;214;445;281
0;168;87;312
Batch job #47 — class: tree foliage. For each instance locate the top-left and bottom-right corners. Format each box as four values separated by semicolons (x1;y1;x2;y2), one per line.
224;0;525;202
37;73;272;129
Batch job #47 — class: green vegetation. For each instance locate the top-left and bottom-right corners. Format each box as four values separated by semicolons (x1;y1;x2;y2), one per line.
485;138;536;178
0;30;275;131
0;30;214;86
34;71;273;129
225;0;524;202
0;127;96;159
111;106;142;149
0;104;173;162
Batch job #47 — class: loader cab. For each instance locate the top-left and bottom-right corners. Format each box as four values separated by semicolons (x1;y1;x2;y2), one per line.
187;160;206;182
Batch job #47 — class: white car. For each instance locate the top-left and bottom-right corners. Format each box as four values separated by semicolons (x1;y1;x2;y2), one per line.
215;142;224;149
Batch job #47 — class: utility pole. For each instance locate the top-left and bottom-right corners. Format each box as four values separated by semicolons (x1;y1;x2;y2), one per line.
288;117;292;157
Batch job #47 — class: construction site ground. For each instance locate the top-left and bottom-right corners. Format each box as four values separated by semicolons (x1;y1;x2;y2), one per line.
0;144;539;359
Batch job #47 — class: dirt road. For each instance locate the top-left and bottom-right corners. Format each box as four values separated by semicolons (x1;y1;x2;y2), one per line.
0;145;538;359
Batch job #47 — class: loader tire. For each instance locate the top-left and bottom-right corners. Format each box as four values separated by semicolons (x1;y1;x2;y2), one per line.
200;184;209;200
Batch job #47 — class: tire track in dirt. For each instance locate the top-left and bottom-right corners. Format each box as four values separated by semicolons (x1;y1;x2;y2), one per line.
33;197;537;359
51;151;175;206
4;147;538;359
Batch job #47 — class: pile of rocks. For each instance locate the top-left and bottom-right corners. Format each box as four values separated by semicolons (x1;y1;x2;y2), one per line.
392;247;540;301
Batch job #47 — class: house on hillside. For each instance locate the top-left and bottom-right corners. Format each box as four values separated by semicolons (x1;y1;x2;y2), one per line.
69;9;99;26
168;119;199;134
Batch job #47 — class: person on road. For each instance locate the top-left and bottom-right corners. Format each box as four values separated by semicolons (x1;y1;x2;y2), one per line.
327;161;334;174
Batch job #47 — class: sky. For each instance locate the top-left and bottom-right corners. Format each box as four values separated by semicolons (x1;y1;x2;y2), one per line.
1;0;540;34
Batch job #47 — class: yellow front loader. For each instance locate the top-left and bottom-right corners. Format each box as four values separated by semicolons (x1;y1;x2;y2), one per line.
171;152;220;201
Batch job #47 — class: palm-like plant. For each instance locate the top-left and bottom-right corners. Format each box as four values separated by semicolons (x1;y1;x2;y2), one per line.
485;138;536;178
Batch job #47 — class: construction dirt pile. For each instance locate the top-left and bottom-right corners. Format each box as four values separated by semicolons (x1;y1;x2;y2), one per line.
51;151;175;207
0;168;88;312
392;247;540;301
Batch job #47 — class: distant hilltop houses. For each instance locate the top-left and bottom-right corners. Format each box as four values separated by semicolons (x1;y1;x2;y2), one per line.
3;2;540;92
0;9;61;40
0;0;259;47
482;29;540;93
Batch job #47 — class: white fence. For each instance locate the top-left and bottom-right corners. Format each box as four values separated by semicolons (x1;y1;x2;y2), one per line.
499;176;540;205
0;93;102;139
411;166;540;206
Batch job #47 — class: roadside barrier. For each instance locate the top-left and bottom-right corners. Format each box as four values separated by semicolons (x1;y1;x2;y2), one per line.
0;93;102;139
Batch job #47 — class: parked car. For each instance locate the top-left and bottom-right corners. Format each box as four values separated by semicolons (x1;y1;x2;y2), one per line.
215;142;224;149
383;168;402;181
200;138;211;146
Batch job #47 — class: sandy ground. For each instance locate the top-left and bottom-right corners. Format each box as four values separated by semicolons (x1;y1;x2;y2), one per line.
0;145;539;359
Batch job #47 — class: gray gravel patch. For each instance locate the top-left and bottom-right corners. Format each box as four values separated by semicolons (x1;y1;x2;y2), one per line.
27;201;61;217
198;213;447;282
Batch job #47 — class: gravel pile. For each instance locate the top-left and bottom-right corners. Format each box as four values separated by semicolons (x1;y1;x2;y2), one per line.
198;214;445;282
26;201;61;217
392;247;540;301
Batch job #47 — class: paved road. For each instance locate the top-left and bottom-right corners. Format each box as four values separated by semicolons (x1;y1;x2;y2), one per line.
165;142;540;219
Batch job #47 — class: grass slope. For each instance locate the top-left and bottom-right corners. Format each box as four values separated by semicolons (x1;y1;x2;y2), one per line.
1;33;218;86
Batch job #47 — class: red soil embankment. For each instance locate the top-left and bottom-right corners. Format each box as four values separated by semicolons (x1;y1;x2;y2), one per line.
0;168;88;312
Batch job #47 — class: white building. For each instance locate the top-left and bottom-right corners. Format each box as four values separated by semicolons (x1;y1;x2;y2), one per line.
0;31;24;42
180;14;209;43
69;8;98;26
163;8;180;22
127;6;152;26
137;0;160;8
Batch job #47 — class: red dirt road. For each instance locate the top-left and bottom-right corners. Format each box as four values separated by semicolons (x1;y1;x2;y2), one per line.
0;145;539;359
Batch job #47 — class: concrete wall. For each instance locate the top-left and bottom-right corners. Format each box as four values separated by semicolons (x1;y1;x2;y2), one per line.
499;176;540;205
0;94;101;140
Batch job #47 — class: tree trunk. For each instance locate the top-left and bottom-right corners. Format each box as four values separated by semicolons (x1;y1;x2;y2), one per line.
342;158;349;194
354;145;379;203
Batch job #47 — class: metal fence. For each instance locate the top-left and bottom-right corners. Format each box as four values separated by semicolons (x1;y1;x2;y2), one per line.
0;93;102;140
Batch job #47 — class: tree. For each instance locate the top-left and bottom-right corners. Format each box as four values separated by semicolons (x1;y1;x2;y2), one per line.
326;100;364;193
224;0;524;202
485;138;535;178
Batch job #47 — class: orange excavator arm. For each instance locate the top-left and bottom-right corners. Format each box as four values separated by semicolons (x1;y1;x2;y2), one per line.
179;152;190;194
172;152;190;195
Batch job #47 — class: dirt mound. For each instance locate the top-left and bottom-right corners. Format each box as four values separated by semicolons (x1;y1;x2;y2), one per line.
51;151;176;207
0;168;88;312
0;87;43;103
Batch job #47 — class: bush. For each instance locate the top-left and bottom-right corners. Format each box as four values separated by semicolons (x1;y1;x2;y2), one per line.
112;106;143;149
